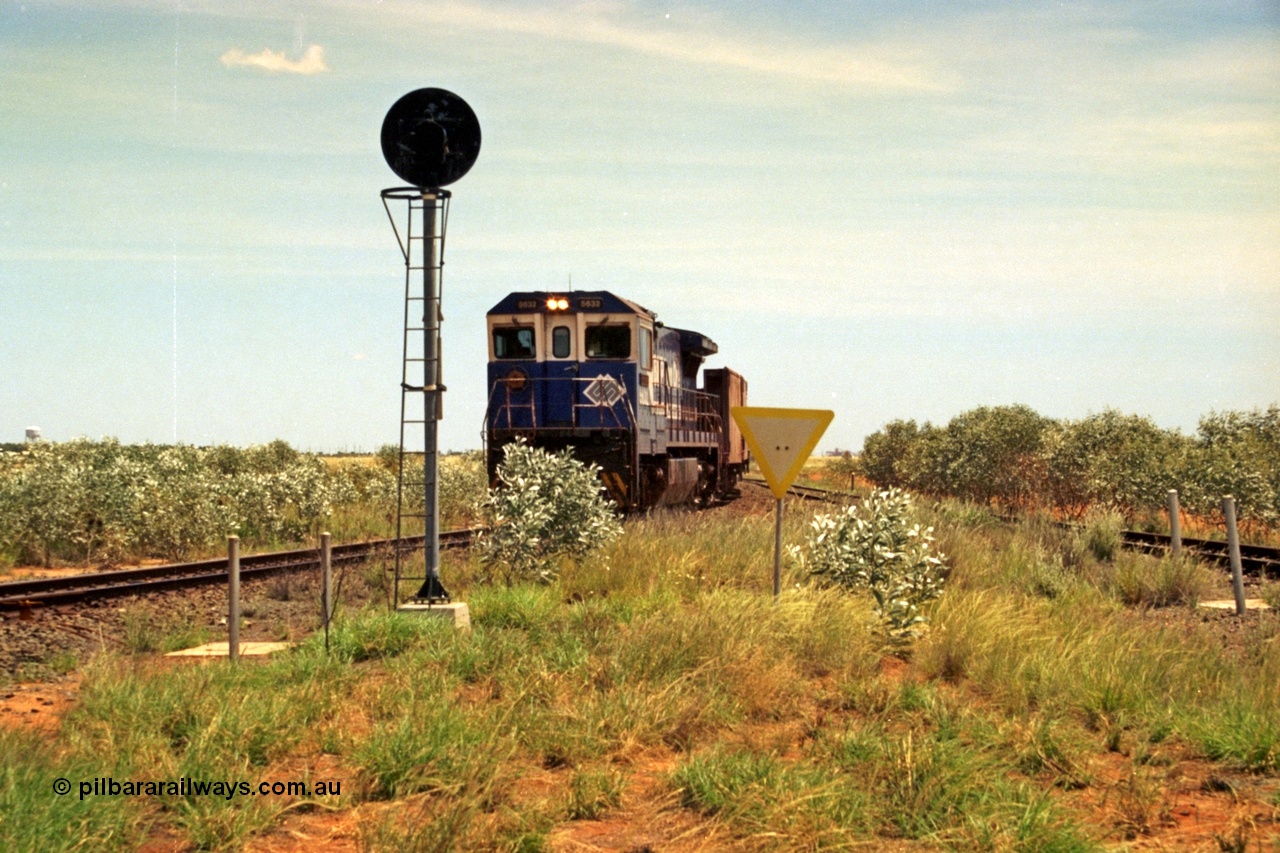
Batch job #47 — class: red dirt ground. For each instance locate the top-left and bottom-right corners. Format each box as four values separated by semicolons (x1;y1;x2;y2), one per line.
8;653;1276;852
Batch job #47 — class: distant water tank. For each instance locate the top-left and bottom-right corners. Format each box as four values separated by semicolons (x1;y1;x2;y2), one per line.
25;426;40;441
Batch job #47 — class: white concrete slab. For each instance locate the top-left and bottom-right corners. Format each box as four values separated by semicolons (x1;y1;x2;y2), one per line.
397;601;471;630
164;642;295;657
1198;599;1271;611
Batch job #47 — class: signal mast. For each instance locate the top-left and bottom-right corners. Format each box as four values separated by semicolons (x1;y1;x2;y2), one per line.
378;88;481;607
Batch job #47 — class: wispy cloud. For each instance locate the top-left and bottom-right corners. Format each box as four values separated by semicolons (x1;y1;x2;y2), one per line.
219;44;328;74
384;1;952;92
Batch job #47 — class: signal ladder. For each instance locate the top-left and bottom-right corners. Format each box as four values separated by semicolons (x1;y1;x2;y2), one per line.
381;187;451;604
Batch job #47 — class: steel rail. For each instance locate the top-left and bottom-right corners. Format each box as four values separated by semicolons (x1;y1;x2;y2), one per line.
991;513;1279;578
0;529;480;611
740;477;859;504
786;483;860;504
1117;529;1279;576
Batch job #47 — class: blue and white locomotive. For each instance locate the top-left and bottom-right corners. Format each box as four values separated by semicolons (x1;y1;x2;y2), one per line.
484;291;749;510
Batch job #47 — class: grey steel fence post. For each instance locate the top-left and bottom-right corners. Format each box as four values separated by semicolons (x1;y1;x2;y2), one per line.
1222;496;1246;616
321;532;332;654
1167;489;1181;558
228;536;240;663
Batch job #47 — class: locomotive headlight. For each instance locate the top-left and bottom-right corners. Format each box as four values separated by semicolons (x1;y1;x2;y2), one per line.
504;368;528;392
546;296;569;311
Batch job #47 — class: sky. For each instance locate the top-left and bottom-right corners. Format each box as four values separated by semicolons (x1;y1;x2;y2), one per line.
1;0;1277;454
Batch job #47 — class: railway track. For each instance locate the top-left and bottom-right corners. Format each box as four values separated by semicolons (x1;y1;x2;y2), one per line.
990;513;1280;578
745;480;1278;577
786;483;859;503
6;489;1271;613
1117;529;1279;578
3;479;827;610
741;478;860;504
0;529;480;611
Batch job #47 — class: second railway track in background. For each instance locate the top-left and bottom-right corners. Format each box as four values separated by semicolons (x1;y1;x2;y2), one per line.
998;514;1279;578
745;478;1279;578
1117;529;1279;578
0;529;480;611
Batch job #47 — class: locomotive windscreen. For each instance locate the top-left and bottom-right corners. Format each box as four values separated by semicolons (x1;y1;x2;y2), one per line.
493;326;535;359
585;325;630;359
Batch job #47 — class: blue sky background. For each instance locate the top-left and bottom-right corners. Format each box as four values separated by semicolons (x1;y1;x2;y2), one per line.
2;0;1277;453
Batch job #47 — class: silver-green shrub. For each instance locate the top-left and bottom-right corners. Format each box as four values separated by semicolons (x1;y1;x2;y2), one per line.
857;404;1280;531
0;439;372;564
367;448;487;529
438;451;488;527
478;440;622;585
1183;407;1280;529
798;488;947;644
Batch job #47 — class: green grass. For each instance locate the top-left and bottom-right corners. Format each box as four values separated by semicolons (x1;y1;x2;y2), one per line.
351;687;500;800
1182;699;1280;772
1261;580;1280;610
325;608;440;663
1104;551;1212;608
670;724;1094;850
563;767;625;819
670;745;872;846
0;727;145;852
5;497;1278;850
1074;509;1125;562
120;604;212;655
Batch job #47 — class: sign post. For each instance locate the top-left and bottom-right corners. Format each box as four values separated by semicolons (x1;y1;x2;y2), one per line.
730;407;834;599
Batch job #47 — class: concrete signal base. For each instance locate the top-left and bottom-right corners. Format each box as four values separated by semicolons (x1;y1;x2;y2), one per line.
398;601;471;630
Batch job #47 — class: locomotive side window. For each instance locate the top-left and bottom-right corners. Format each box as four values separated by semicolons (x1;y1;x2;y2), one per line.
551;326;572;359
585;324;631;359
639;327;651;369
493;326;535;359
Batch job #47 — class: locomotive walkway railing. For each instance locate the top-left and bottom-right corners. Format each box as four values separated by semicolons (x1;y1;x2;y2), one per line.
660;385;723;446
485;375;638;432
485;374;725;452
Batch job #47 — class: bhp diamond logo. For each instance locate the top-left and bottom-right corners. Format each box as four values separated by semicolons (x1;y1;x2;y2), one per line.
583;375;625;407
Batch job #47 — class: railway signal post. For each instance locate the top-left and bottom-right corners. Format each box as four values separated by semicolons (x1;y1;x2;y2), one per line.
379;88;481;616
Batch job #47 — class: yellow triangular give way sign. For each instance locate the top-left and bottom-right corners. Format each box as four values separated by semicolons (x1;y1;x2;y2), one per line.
731;407;834;499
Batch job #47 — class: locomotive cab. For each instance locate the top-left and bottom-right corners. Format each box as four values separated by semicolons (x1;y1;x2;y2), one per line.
485;291;747;510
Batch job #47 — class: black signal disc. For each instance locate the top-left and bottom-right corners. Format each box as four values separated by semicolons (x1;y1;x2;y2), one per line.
380;88;481;189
